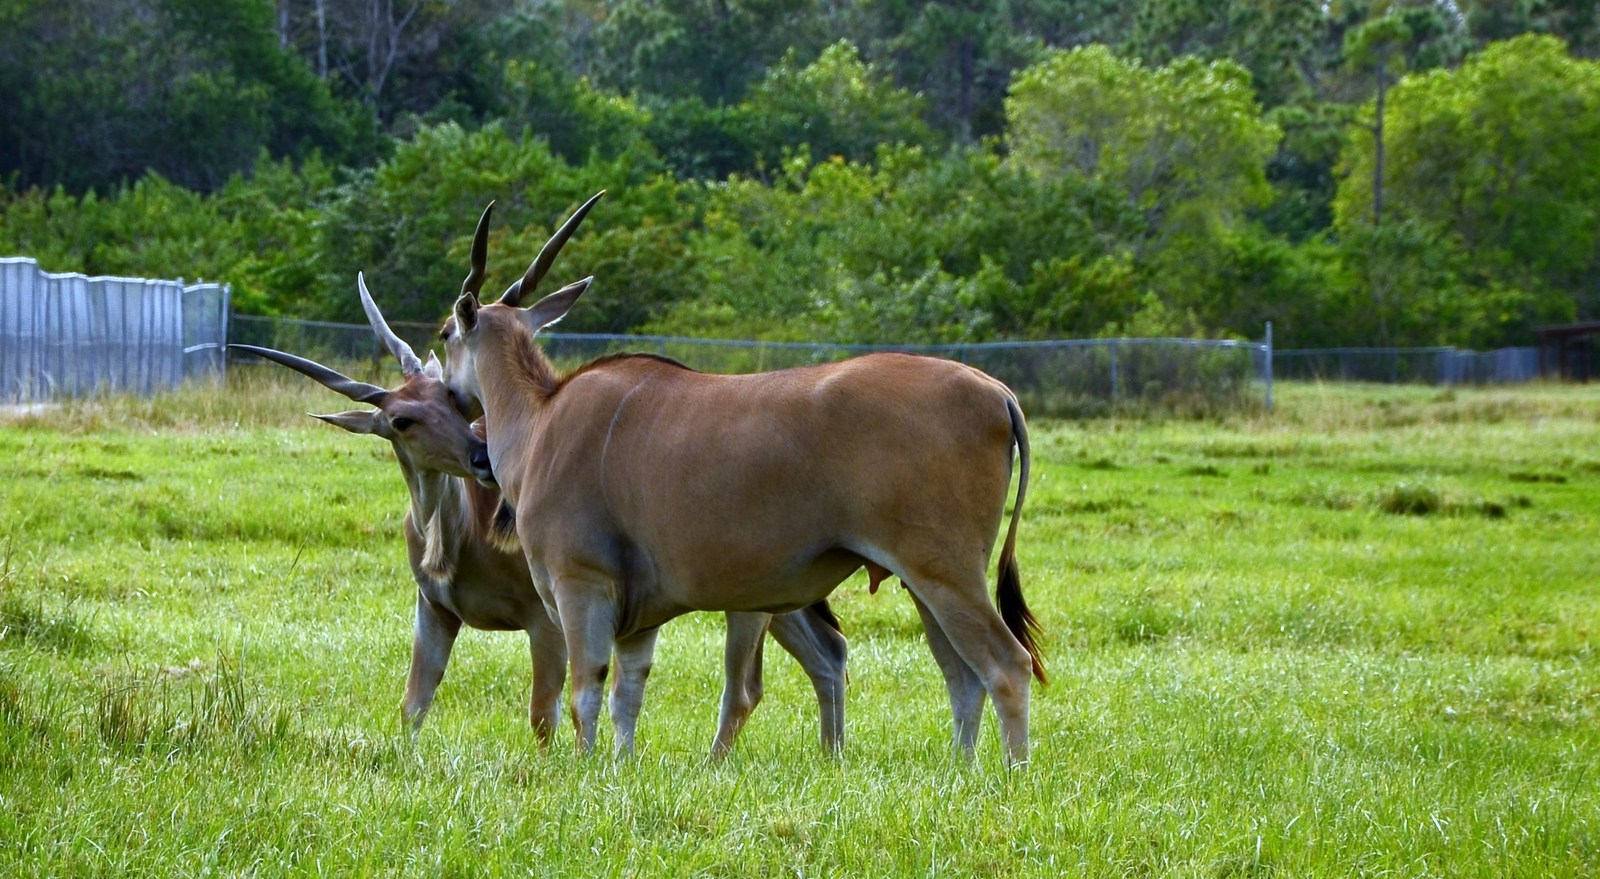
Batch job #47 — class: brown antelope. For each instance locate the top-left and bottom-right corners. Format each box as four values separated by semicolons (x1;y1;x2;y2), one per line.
231;275;848;756
439;193;1045;765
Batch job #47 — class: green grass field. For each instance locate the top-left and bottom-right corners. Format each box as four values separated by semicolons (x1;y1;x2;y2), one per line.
1;376;1596;876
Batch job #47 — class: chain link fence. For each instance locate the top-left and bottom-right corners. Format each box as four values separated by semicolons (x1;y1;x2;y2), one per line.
1;257;230;403
230;315;1272;417
8;275;1549;413
1274;347;1539;385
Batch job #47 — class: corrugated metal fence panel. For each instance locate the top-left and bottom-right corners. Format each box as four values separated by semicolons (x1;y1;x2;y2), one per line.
4;261;27;398
1;260;35;399
155;281;185;392
183;281;229;379
1497;347;1539;382
0;257;229;402
48;272;85;396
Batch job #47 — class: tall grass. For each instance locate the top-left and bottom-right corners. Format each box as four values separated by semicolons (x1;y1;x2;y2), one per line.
1;378;1596;876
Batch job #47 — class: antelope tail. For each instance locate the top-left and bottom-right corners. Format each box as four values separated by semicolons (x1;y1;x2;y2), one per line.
996;395;1046;685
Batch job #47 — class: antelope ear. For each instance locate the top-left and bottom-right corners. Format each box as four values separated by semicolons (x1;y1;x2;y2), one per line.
422;351;444;380
311;410;381;435
454;293;480;333
523;276;592;333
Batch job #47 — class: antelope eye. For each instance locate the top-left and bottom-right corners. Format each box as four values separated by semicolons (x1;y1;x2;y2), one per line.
392;416;415;431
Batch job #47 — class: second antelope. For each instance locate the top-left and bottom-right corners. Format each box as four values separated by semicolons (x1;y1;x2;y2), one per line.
233;276;847;756
441;194;1046;765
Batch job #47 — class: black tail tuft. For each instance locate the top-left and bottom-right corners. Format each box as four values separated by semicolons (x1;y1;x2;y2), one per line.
997;553;1047;685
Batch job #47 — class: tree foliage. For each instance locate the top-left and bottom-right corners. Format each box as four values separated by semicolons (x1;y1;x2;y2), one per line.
592;0;829;104
1005;46;1281;274
0;0;370;192
1336;34;1600;339
4;1;1600;348
1006;45;1280;203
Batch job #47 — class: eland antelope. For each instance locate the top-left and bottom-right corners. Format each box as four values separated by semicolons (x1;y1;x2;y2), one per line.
231;276;847;755
439;193;1045;765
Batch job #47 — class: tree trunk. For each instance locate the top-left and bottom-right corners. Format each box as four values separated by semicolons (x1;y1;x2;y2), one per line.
956;35;975;144
316;0;328;80
1373;57;1385;227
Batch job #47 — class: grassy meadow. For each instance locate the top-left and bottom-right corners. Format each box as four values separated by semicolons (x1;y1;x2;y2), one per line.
1;374;1597;876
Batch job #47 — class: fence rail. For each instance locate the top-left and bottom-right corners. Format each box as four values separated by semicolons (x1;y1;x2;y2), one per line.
0;258;229;403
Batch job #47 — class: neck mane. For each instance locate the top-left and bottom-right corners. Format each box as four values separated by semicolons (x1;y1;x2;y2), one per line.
478;308;695;415
398;460;469;584
486;309;561;404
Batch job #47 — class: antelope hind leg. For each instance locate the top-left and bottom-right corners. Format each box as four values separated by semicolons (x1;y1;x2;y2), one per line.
906;588;985;756
712;612;770;759
900;572;1033;767
766;604;849;755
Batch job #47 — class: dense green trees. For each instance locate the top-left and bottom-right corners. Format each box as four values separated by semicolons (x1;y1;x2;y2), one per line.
0;0;370;192
1334;34;1600;345
3;1;1600;347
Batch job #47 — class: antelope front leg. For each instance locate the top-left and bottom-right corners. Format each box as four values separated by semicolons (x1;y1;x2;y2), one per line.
527;609;567;748
609;627;660;758
554;584;617;755
402;590;463;735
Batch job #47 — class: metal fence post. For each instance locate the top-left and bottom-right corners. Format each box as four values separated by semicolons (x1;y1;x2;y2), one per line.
1264;321;1274;412
1109;341;1120;403
221;283;232;378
